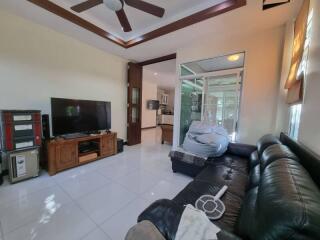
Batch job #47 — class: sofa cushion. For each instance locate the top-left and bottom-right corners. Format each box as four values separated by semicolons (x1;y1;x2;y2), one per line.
207;154;249;175
256;134;281;157
236;187;258;238
247;165;260;190
280;132;320;188
138;199;183;240
173;180;244;232
194;165;248;199
172;164;248;232
260;144;298;171
248;159;320;239
249;150;259;169
226;143;257;158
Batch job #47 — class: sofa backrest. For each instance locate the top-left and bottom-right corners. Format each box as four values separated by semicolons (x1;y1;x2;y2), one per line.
256;134;281;157
255;159;320;239
280;132;320;188
260;143;299;170
237;134;320;240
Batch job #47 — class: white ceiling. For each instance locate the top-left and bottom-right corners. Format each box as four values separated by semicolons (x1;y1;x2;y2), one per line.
143;59;176;90
0;0;301;62
53;0;225;40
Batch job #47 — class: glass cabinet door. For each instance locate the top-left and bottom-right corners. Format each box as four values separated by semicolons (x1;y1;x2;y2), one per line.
131;88;140;123
132;88;140;105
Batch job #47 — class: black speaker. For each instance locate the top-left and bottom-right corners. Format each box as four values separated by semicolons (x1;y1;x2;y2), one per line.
117;138;124;153
0;152;3;185
42;114;50;140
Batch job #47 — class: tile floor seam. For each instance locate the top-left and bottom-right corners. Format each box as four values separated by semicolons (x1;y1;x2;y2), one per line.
0;180;56;207
97;197;142;240
2;200;87;239
56;177;113;200
78;219;113;240
57;185;103;240
112;176;161;196
69;179;137;227
96;166;141;181
98;196;141;227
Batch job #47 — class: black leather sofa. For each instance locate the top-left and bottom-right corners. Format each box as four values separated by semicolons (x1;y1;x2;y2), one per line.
137;133;320;240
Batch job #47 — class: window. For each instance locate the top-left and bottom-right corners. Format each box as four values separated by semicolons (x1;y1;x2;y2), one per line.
288;9;313;139
288;104;302;140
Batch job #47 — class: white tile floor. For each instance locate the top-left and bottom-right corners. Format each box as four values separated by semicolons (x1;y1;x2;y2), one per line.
0;128;192;240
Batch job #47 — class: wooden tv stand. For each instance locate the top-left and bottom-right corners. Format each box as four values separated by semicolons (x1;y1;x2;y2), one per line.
46;132;117;175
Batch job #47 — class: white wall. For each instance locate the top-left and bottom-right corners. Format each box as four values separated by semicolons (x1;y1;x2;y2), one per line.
0;10;128;139
141;80;158;128
275;0;320;155
167;89;175;112
299;0;320;154
275;22;294;135
173;26;285;146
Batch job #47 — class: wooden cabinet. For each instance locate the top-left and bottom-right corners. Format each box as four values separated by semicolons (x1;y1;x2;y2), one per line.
47;132;117;175
55;143;77;171
101;135;116;157
160;125;173;145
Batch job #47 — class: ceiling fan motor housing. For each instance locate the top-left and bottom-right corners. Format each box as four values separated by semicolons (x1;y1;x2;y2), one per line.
104;0;124;11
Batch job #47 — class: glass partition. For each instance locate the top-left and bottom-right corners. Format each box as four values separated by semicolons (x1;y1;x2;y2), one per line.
179;52;244;145
180;79;203;144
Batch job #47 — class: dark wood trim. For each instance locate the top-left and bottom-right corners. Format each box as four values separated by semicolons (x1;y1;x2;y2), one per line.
27;0;126;47
139;53;176;66
27;0;246;49
141;126;157;130
263;0;290;10
126;0;247;48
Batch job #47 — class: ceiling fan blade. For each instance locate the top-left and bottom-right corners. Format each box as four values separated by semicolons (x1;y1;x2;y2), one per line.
71;0;103;13
116;9;132;32
124;0;165;18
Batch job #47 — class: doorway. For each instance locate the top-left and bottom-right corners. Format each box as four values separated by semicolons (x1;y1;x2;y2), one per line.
141;59;177;145
127;54;177;146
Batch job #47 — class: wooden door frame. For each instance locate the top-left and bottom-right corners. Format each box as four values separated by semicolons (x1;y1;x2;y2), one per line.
127;53;177;145
138;53;177;66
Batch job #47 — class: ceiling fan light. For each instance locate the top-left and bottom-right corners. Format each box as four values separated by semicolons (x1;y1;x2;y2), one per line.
104;0;123;11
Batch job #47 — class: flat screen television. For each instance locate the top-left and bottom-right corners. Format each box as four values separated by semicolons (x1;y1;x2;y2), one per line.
51;98;111;136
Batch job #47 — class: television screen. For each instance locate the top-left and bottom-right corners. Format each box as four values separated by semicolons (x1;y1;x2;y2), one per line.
147;100;160;110
51;98;111;136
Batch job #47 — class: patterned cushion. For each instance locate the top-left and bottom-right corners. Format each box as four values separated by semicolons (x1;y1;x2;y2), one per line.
169;150;207;167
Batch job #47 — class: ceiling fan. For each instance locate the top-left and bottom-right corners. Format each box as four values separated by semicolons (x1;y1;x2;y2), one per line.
71;0;165;32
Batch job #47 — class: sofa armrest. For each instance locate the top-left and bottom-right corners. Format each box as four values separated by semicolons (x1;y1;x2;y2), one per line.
138;199;184;240
217;230;243;240
227;142;257;158
125;221;166;240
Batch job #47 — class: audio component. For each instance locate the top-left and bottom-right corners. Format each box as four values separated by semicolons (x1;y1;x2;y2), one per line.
0;110;42;151
42;114;50;140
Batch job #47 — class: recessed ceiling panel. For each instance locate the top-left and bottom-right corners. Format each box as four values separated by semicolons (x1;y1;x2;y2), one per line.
52;0;226;40
181;52;245;76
